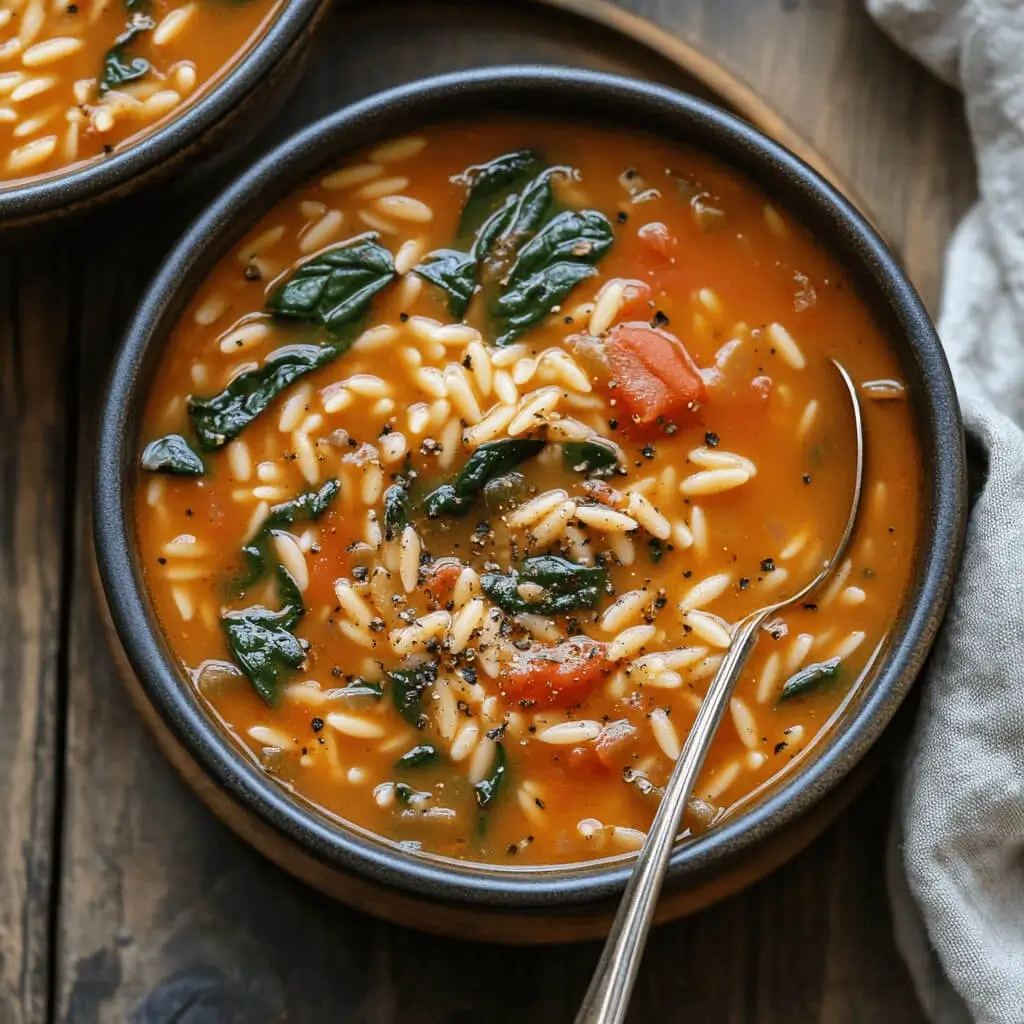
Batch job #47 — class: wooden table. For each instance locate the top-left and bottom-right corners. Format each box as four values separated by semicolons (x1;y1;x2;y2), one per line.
0;1;975;1020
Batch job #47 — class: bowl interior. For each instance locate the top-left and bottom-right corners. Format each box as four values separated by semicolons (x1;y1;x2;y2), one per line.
94;66;965;908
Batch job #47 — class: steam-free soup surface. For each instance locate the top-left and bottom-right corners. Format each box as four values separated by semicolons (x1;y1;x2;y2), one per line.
136;122;919;865
1;0;281;184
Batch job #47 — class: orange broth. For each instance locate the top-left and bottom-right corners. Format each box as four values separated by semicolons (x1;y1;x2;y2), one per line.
1;0;282;183
135;123;920;865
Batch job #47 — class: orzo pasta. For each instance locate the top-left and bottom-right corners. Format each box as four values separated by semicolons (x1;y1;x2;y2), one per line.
135;123;920;864
0;0;281;183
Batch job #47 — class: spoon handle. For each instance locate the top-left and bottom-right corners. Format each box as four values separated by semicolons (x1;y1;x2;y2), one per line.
574;611;766;1024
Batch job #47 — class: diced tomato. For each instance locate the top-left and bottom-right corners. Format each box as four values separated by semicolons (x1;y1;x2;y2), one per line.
594;718;639;768
581;479;623;507
423;558;463;603
605;322;707;434
502;637;611;709
636;221;676;266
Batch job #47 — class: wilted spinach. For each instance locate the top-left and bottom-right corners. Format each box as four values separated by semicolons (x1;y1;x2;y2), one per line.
99;17;154;94
236;479;340;589
222;565;307;705
423;438;544;518
188;343;339;450
265;235;396;331
490;209;613;346
413;150;612;342
474;742;507;808
140;434;204;476
480;555;608;615
411;249;476;319
396;744;439;770
388;661;438;725
456;149;545;242
779;657;841;701
382;483;412;541
562;439;623;478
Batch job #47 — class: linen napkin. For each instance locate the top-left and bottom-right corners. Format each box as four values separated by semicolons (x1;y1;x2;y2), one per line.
864;2;1024;1022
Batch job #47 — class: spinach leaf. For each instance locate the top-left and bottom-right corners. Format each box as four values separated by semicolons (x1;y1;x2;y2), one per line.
562;439;622;478
396;744;439;770
388;661;438;725
266;236;396;331
412;249;476;320
423;438;544;518
222;565;307;704
779;657;841;701
140;434;204;476
483;167;561;269
474;742;507;808
237;479;340;589
188;343;339;450
457;149;544;242
481;555;608;615
382;483;411;541
490;209;614;346
99;17;154;94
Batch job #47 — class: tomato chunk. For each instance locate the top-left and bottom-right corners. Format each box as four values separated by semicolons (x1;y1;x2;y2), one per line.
423;558;463;604
502;637;611;709
594;718;639;768
605;322;707;433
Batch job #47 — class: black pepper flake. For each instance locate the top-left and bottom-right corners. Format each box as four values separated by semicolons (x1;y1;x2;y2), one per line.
616;210;629;223
704;431;720;448
641;445;655;460
352;565;368;582
802;602;818;611
103;144;113;154
563;315;574;324
368;618;385;633
311;717;324;733
650;310;670;328
802;474;812;485
608;418;618;430
774;741;787;755
380;423;393;436
535;797;546;809
738;577;750;590
519;698;536;708
399;312;409;322
156;557;167;565
506;844;518;855
760;557;776;573
682;569;692;579
486;724;507;741
66;3;79;10
462;354;473;370
243;263;262;281
460;666;477;685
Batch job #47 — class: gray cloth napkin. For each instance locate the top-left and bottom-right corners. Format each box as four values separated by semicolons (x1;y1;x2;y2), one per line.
865;2;1024;1022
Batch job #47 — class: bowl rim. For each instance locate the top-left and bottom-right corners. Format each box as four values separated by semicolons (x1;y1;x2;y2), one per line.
93;65;966;909
0;0;325;222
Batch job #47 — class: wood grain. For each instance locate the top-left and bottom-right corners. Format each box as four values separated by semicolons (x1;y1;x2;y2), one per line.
0;0;976;1021
0;238;72;1024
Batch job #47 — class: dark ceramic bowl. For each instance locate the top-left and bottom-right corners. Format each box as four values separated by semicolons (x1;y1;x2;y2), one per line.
0;0;329;229
93;66;966;940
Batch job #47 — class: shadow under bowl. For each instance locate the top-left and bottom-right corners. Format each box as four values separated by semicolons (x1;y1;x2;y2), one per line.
92;66;966;942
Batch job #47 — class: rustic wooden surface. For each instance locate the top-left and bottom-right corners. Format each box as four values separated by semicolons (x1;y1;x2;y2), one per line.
0;1;976;1021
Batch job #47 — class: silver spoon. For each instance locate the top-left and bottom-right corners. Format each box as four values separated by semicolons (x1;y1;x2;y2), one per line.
576;358;864;1024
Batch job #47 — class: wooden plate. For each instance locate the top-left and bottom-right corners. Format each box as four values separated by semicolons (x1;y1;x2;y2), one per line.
104;0;899;943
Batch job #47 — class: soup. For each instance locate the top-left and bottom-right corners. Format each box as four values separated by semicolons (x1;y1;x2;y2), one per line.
0;0;281;183
135;122;920;865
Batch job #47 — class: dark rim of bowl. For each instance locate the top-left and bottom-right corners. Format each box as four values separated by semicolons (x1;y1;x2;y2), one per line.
0;0;324;222
94;66;966;910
